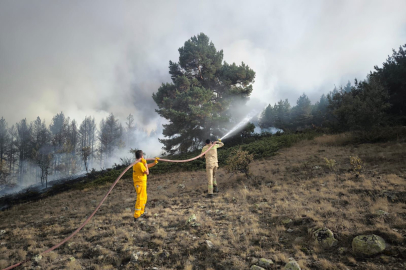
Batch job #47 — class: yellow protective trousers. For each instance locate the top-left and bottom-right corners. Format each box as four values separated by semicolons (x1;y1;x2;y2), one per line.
133;181;147;218
206;166;218;194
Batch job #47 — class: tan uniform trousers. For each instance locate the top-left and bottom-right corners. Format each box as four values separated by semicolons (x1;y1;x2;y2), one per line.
206;165;218;194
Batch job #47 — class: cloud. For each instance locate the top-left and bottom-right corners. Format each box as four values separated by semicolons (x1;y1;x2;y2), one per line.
0;0;405;131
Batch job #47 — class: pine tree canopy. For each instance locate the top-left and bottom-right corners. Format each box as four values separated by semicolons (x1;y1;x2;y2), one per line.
153;33;255;154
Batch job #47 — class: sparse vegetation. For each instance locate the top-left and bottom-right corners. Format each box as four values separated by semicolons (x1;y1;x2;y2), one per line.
350;156;363;175
225;149;254;178
323;157;336;172
1;133;405;269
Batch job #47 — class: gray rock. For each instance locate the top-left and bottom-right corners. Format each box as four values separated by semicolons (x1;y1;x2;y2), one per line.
284;260;301;270
310;227;338;247
178;184;185;189
258;258;273;268
250;266;265;270
352;234;386;256
0;230;6;235
205;240;214;249
125;208;132;212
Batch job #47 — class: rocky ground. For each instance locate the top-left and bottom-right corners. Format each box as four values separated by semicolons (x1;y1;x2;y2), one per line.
0;134;405;270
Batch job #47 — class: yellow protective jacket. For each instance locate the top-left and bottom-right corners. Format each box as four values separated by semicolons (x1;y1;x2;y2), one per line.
133;162;147;183
201;142;224;168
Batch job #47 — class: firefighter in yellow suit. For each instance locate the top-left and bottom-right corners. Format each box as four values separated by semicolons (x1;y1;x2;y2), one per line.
133;150;158;222
201;139;224;198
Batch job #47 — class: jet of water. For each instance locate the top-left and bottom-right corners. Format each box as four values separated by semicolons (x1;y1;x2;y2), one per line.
220;108;264;140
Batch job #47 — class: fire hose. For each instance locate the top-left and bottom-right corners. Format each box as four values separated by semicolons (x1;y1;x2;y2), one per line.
3;143;218;270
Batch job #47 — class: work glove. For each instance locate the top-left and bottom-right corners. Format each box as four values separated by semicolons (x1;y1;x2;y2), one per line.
154;157;160;164
218;139;222;142
141;158;147;165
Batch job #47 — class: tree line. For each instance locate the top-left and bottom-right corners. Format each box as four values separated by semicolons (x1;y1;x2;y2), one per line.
152;33;405;153
259;44;406;133
0;113;142;188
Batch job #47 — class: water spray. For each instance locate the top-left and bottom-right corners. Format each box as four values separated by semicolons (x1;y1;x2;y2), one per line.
220;107;265;140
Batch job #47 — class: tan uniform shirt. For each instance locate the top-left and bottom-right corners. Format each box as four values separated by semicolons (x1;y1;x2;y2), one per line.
201;142;224;168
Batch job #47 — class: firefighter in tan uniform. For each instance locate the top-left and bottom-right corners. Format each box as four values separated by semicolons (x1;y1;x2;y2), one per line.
201;139;224;198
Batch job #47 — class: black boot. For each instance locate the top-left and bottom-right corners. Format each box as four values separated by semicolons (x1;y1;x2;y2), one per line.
213;186;219;193
207;194;214;198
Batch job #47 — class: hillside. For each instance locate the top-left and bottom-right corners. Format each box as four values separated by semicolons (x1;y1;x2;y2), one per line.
0;133;405;270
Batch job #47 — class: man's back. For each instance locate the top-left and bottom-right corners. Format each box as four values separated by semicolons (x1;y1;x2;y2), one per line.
202;142;224;167
133;162;147;182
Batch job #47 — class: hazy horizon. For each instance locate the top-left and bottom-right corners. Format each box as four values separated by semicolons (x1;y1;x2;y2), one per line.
1;0;405;131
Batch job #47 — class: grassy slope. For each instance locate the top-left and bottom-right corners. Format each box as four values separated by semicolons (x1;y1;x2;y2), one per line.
0;133;406;269
0;133;317;211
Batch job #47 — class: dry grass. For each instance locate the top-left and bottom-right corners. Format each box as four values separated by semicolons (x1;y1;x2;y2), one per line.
0;137;406;269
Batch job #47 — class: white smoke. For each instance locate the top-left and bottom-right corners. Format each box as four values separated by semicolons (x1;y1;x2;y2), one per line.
260;127;283;134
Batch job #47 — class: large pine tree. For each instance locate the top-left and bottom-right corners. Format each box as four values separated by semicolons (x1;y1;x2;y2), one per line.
153;33;255;153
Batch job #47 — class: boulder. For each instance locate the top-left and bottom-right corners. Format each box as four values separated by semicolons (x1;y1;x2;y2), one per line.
284;260;301;270
352;234;386;256
258;258;273;268
310;228;338;247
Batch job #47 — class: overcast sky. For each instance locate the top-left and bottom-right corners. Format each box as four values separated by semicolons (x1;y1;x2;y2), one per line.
1;0;405;132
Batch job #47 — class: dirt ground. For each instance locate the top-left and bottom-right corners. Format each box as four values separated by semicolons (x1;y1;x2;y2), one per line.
0;134;405;270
